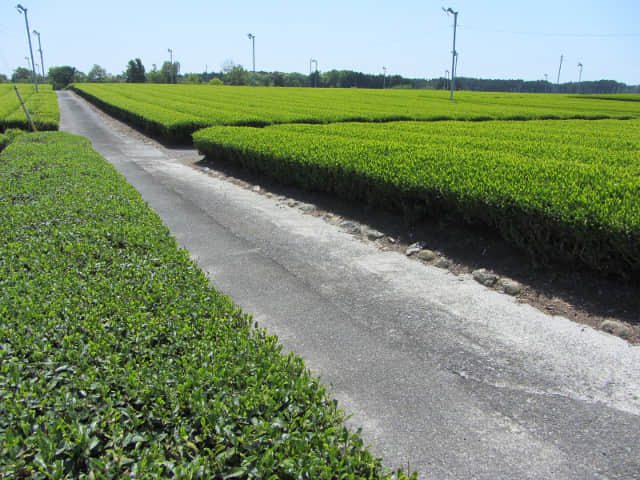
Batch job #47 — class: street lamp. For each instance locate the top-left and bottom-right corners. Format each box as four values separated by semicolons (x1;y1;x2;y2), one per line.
168;48;173;83
310;59;318;87
16;4;38;92
247;33;255;86
383;66;387;89
442;7;458;101
577;62;583;94
544;73;549;93
32;29;45;77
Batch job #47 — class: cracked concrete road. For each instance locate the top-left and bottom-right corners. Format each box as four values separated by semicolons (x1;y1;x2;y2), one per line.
58;91;640;480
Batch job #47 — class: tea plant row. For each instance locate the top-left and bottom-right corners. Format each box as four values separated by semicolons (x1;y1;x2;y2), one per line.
0;132;412;479
193;119;640;280
70;83;639;143
0;84;59;132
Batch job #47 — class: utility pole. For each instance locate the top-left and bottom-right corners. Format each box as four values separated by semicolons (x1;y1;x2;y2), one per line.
247;33;256;86
168;48;173;83
577;62;583;94
442;7;458;101
311;59;318;87
32;29;45;77
16;4;38;92
544;73;548;93
557;54;563;85
383;66;387;89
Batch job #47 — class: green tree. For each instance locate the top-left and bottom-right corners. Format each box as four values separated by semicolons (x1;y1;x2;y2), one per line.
48;66;76;90
223;63;249;86
271;71;285;87
73;71;88;83
283;72;307;87
125;58;146;83
11;67;32;83
0;74;8;83
182;73;202;84
146;64;164;83
162;61;180;83
88;64;108;82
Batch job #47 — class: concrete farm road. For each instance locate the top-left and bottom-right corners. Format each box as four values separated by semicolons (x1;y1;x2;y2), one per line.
57;91;640;480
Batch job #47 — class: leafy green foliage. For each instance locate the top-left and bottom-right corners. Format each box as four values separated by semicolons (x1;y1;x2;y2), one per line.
0;128;24;152
193;119;640;280
70;84;640;143
11;67;34;83
0;84;59;132
0;132;411;479
48;66;77;90
125;58;146;83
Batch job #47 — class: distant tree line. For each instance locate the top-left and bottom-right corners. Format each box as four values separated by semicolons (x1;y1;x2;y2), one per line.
4;58;638;94
429;77;638;94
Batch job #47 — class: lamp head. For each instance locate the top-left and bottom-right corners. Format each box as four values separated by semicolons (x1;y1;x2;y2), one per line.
16;4;26;13
247;33;254;39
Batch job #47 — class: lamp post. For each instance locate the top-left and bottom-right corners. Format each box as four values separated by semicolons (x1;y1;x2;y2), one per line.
310;59;318;87
383;66;387;89
32;29;45;77
247;33;255;86
442;7;458;101
168;48;173;83
445;69;449;91
16;4;38;92
577;62;583;94
544;73;548;93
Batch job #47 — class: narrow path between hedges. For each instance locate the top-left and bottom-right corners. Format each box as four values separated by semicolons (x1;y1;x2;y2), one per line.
58;91;640;480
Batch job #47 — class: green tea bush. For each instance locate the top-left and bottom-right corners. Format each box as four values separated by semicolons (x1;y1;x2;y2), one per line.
70;83;640;144
0;132;411;479
0;128;24;152
194;120;640;281
0;84;59;132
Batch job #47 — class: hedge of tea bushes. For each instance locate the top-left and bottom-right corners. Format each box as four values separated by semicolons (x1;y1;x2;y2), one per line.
70;83;639;144
0;132;412;479
193;119;640;280
0;84;59;132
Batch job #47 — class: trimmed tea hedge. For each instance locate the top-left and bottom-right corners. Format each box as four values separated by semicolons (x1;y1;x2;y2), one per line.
193;119;640;280
70;83;639;143
0;84;59;132
0;132;412;479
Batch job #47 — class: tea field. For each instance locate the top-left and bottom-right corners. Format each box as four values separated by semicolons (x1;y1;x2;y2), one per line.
0;84;59;132
194;118;640;279
70;83;640;142
67;83;640;279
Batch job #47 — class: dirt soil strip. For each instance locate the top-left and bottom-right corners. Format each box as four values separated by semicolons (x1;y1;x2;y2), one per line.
58;90;640;479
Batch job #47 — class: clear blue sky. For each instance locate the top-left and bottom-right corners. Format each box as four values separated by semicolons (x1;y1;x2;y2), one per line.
2;0;639;84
